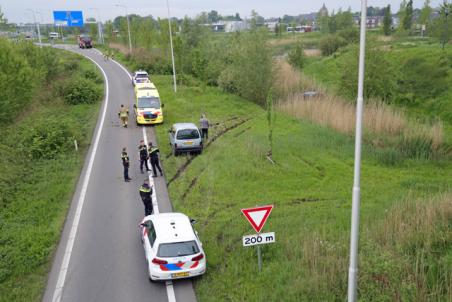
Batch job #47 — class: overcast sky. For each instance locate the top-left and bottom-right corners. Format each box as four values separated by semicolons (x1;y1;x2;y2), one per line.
1;0;444;24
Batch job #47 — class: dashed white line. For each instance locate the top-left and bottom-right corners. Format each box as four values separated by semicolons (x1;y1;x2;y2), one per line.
165;281;177;302
51;52;110;302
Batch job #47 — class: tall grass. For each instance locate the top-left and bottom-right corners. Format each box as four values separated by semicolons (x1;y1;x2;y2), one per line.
275;60;446;159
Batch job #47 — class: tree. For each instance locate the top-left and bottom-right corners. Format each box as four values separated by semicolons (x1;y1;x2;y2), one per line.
432;0;452;49
403;0;413;31
398;0;407;31
383;5;392;35
288;42;305;69
207;10;220;23
335;8;354;31
0;6;9;30
419;0;433;27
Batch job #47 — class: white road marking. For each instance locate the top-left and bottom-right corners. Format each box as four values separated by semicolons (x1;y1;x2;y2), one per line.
51;53;110;302
166;281;177;302
108;51;177;301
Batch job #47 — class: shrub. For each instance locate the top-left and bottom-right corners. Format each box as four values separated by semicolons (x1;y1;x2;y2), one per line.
337;27;360;44
83;70;103;84
18;119;79;159
61;77;102;105
288;42;306;69
319;35;347;56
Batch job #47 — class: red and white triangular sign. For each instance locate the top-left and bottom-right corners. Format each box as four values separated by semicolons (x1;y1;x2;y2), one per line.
241;205;273;233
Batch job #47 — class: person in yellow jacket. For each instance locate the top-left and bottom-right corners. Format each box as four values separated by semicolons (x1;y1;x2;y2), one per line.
118;104;129;128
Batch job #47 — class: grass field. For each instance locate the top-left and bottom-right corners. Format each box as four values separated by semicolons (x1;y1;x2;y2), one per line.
149;75;452;301
0;50;103;301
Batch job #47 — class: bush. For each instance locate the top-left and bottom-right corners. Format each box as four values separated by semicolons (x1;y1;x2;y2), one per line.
61;77;102;105
83;70;103;84
18;119;79;159
288;42;306;69
319;35;347;56
337;27;360;44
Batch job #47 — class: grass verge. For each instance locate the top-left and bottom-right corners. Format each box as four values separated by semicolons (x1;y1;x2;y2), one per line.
0;49;103;301
149;74;452;301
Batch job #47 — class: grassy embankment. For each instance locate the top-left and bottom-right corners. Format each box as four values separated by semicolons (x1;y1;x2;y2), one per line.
0;43;103;301
107;39;451;300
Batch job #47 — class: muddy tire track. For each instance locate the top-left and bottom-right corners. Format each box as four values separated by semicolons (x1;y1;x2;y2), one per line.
167;118;251;186
181;168;205;200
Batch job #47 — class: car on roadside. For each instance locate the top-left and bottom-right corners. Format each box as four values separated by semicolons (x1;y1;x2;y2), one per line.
168;123;203;156
134;89;164;125
132;70;150;86
140;213;206;282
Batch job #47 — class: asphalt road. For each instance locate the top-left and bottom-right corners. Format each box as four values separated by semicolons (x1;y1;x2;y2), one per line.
42;46;197;302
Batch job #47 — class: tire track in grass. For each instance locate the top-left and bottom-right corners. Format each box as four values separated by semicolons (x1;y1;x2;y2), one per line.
166;118;251;186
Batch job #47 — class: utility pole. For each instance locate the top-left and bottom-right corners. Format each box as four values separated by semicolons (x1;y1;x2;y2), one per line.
116;4;132;53
347;0;367;302
166;0;177;93
90;8;104;45
27;9;42;48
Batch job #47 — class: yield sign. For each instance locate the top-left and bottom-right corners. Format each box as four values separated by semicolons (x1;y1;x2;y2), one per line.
241;205;273;233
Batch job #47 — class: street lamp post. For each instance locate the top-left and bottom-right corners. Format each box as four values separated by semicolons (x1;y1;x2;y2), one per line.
166;0;177;93
347;0;367;302
27;9;42;48
115;4;132;53
443;3;449;49
90;8;104;45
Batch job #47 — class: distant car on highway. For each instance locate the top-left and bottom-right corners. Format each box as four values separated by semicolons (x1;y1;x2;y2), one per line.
140;213;206;282
134;89;164;125
132;70;150;86
169;123;203;156
78;35;92;49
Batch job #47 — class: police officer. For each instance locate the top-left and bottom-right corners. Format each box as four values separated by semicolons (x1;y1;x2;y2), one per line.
138;140;151;173
148;142;163;177
139;179;153;216
121;147;132;182
118;104;129;128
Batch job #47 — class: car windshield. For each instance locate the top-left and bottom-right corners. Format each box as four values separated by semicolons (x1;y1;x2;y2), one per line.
81;37;91;42
136;73;148;78
137;97;160;109
157;241;200;257
177;129;200;140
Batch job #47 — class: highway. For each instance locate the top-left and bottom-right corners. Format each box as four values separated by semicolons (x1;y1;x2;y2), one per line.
42;46;197;302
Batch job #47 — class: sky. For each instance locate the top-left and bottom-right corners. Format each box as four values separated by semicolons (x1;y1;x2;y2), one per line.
1;0;445;24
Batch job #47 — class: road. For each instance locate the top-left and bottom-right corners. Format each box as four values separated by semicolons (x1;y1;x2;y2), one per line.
42;46;197;302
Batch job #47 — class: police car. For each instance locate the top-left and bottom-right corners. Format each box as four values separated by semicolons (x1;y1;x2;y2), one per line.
140;213;206;281
132;70;150;86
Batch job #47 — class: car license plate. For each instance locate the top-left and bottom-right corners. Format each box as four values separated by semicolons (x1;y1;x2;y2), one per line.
172;272;189;278
184;141;193;145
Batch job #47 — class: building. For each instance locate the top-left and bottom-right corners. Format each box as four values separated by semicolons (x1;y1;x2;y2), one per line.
208;20;250;32
318;3;329;17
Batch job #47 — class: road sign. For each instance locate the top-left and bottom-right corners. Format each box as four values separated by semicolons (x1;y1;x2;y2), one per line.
241;205;273;233
243;232;275;247
53;11;84;27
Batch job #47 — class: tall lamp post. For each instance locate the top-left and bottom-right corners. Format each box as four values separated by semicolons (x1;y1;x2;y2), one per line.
115;4;132;53
165;0;177;93
442;2;449;49
27;9;42;48
347;0;367;301
90;8;104;45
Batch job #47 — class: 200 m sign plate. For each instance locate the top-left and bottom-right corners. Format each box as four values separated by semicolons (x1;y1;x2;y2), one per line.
243;232;275;247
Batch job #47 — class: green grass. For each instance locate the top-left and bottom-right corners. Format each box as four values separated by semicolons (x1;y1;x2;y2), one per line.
0;50;103;301
151;75;452;301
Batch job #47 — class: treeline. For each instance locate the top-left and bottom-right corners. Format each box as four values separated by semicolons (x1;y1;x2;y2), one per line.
108;17;273;106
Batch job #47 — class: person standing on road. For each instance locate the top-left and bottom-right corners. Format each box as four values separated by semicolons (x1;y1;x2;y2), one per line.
121;147;132;182
138;140;151;173
118;104;129;128
199;114;210;140
148;142;163;177
139;179;153;216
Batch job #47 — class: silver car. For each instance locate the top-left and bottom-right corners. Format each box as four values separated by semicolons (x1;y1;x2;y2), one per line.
169;123;203;156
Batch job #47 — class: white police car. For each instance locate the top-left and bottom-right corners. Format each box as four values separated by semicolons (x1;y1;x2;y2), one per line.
132;70;149;86
140;213;206;281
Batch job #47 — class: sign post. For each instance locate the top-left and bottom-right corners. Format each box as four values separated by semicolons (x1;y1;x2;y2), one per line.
241;205;274;272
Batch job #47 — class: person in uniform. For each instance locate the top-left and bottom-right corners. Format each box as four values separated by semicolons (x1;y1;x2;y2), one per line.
118;104;129;128
139;179;153;216
138;140;151;173
148;142;163;177
121;147;132;182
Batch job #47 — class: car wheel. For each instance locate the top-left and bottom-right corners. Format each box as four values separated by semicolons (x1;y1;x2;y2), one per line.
173;147;178;157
